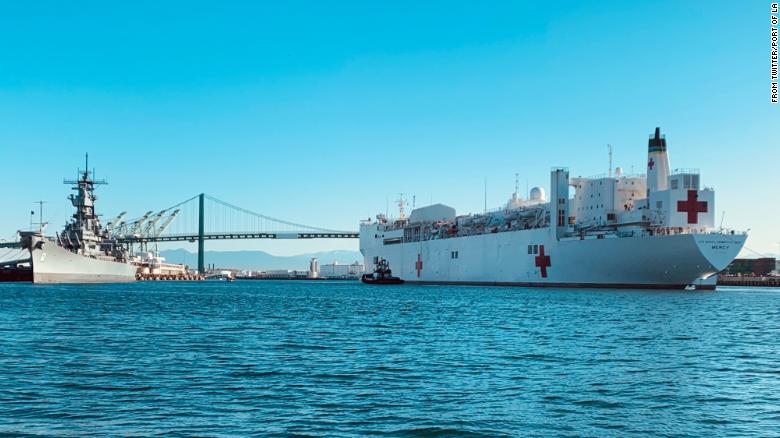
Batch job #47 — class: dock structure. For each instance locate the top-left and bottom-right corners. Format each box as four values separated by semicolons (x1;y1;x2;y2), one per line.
136;272;203;281
718;276;780;287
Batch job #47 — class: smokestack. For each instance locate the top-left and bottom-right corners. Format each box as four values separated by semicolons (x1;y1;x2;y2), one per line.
649;127;667;152
647;127;670;194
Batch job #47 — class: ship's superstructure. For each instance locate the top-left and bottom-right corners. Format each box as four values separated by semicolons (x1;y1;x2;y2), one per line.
360;128;746;289
55;158;128;262
18;156;137;283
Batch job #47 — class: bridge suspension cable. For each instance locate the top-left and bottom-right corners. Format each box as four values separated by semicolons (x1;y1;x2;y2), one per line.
202;194;347;233
115;193;356;240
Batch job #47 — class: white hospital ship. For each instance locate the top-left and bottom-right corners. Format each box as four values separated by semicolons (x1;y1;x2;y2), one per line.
359;128;746;289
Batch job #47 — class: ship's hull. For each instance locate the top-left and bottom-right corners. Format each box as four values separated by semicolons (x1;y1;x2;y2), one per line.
360;227;746;289
0;267;33;282
29;241;136;284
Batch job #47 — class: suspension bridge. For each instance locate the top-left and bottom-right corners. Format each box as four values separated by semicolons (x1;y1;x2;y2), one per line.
1;193;358;274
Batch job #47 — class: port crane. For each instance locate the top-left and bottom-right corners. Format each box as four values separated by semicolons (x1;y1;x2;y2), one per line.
141;210;168;237
156;209;180;236
105;211;127;233
125;211;154;237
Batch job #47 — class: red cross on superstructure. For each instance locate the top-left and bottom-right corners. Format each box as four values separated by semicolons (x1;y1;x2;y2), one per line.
534;245;551;278
648;158;655;170
677;190;708;224
415;254;423;277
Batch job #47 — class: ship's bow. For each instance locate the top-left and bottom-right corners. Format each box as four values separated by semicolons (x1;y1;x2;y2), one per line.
28;238;137;284
693;232;747;273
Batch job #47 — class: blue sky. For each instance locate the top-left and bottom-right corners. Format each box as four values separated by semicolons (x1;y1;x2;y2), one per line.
0;1;777;257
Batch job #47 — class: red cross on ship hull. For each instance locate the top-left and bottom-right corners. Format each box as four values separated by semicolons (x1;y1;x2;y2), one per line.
534;245;551;278
677;190;708;224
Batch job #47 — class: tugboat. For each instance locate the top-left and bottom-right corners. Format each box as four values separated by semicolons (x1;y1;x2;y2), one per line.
361;258;404;285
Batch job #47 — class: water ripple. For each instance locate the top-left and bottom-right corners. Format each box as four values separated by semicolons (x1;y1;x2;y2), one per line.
1;282;779;435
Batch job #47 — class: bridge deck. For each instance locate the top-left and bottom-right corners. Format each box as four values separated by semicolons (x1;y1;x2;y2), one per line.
118;232;359;243
1;231;358;247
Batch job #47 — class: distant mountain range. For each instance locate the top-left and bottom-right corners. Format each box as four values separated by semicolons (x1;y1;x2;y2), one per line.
159;249;363;271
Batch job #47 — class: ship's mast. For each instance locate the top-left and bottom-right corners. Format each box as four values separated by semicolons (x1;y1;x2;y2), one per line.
484;178;487;213
64;153;107;221
511;173;520;203
33;200;46;232
397;193;407;220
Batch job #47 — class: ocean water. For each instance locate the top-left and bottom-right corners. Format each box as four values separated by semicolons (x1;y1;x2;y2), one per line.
1;281;779;437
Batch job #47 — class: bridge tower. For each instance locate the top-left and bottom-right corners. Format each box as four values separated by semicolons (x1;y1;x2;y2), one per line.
198;193;205;274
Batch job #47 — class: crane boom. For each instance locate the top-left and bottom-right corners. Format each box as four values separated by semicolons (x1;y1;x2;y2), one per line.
142;210;167;236
105;211;127;232
156;209;180;236
129;211;154;235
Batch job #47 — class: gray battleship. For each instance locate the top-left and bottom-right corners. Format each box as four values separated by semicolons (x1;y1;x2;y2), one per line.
17;157;137;283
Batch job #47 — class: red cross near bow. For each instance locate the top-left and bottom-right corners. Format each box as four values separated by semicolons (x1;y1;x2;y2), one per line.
415;254;423;277
648;158;655;170
535;245;551;278
677;190;708;224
